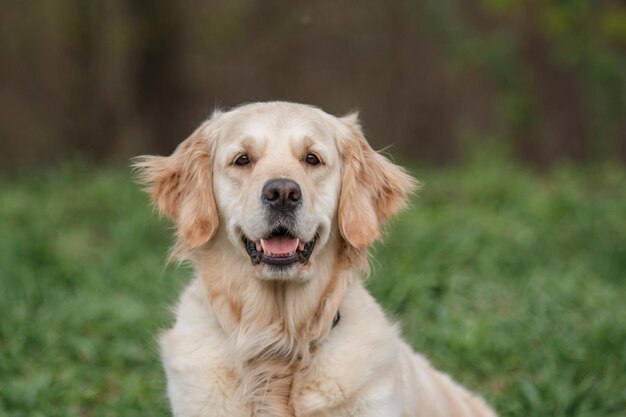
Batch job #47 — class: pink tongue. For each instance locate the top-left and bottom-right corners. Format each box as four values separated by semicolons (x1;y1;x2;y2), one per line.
263;236;299;255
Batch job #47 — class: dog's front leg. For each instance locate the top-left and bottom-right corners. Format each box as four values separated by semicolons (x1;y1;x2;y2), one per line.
293;371;403;417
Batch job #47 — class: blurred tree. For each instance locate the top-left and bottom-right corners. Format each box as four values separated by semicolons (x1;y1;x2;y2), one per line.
0;0;624;169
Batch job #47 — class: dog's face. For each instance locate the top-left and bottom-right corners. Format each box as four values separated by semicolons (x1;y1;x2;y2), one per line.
211;104;343;280
135;102;417;281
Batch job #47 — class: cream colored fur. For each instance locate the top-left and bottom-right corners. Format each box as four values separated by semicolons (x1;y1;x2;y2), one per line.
134;102;498;417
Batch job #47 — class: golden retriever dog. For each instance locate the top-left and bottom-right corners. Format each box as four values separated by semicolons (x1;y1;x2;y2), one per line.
134;102;497;417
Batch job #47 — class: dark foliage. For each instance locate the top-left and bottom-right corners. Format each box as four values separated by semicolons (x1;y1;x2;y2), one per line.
0;0;625;169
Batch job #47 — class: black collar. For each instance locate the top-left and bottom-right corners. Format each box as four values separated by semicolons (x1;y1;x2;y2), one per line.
331;310;341;329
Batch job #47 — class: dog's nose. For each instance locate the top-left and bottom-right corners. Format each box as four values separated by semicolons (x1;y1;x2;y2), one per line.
262;178;302;212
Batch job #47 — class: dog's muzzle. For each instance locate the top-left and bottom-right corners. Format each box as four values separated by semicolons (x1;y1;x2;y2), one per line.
241;178;316;267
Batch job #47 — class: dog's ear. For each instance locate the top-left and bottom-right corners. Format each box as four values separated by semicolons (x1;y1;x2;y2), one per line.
133;115;220;250
337;113;418;249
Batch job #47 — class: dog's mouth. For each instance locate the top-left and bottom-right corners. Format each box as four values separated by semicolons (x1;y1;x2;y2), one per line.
243;226;316;266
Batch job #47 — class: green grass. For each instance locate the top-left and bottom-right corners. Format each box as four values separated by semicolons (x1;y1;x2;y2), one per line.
1;156;624;417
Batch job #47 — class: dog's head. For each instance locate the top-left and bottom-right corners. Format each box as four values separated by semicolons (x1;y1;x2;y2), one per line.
134;102;417;281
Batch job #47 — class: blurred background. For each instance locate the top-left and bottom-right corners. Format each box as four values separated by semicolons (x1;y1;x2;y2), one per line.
1;1;625;417
1;0;625;168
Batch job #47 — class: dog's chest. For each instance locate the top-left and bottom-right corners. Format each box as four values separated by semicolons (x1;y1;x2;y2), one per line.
161;329;355;417
158;280;348;417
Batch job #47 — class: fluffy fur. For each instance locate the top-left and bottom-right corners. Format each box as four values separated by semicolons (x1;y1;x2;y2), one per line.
134;102;498;417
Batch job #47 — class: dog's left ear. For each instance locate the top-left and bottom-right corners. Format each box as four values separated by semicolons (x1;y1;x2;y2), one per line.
133;115;220;250
337;113;419;249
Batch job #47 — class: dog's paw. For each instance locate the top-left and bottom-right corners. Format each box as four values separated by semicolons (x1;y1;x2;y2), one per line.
295;379;346;415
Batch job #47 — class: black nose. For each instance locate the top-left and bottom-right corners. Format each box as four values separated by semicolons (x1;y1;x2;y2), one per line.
262;178;302;212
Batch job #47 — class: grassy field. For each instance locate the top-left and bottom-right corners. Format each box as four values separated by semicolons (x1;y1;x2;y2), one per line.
1;155;624;417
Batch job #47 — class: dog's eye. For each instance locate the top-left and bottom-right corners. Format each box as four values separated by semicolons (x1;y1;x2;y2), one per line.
234;155;251;166
305;153;320;165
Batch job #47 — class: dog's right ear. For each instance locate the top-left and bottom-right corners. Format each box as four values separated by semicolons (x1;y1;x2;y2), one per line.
133;114;221;250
